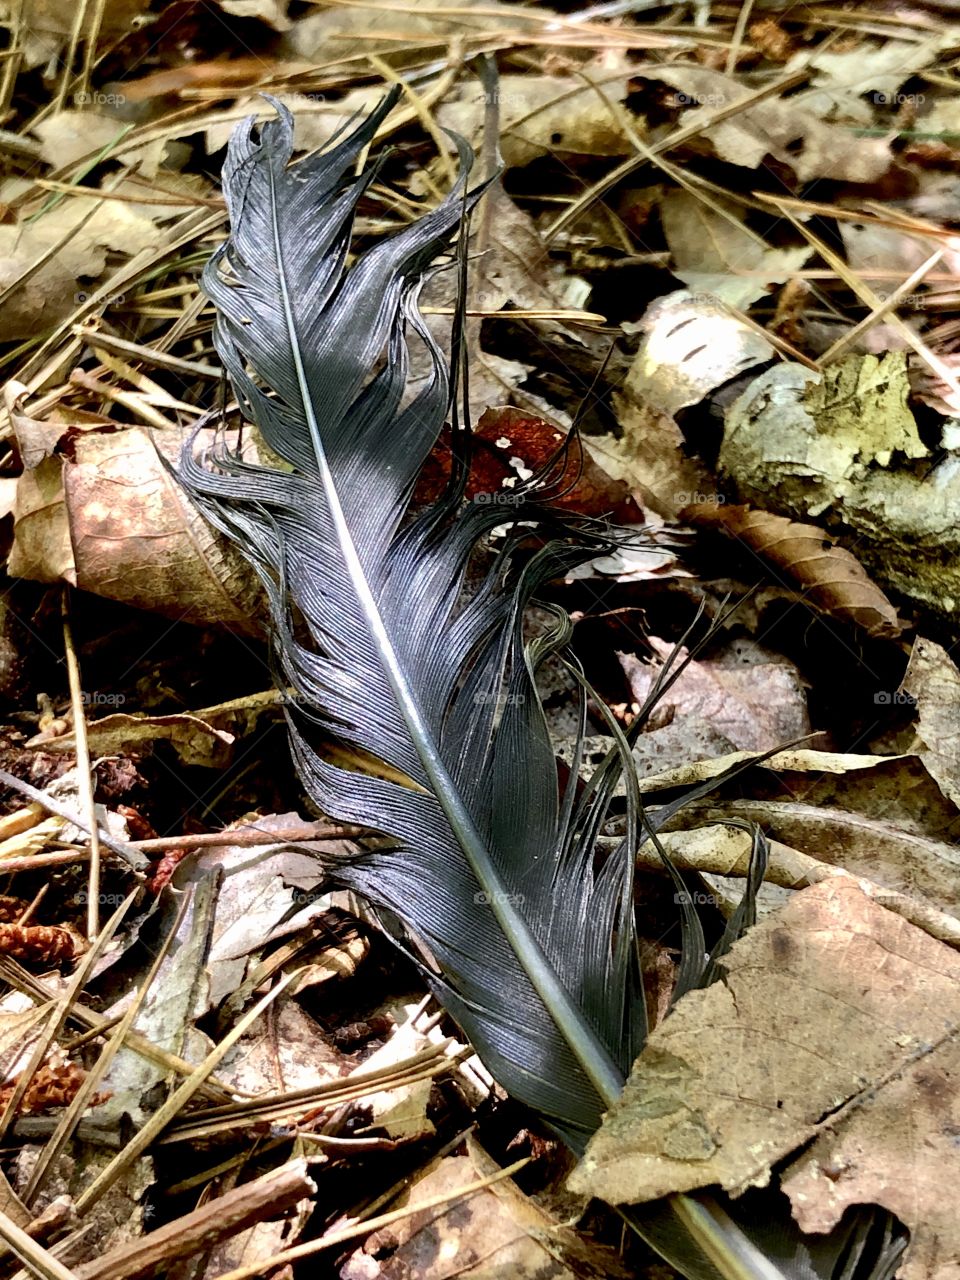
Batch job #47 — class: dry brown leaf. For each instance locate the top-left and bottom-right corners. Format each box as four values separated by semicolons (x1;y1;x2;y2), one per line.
786;36;956;126
621;636;810;753
650;66;894;184
0;1058;100;1114
570;878;960;1280
341;1138;628;1280
28;707;236;768
661;192;811;309
0;0;147;67
901;636;960;809
32;111;131;168
679;502;902;637
0;195;163;341
438;66;635;169
9;422;263;632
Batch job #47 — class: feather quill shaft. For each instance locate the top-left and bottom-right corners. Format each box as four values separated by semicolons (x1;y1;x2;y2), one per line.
265;134;623;1108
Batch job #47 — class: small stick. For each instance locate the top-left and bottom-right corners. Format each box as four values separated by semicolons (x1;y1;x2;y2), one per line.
0;771;148;871
131;820;367;854
61;590;101;939
0;1208;78;1280
74;1160;316;1280
212;1157;530;1280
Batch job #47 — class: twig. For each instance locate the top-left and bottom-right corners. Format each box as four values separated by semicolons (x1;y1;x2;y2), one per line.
61;590;100;940
0;770;149;872
74;1160;316;1280
0;1209;78;1280
211;1156;531;1280
131;820;367;854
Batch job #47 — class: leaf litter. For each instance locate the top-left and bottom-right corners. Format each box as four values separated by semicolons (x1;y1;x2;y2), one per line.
0;3;958;1278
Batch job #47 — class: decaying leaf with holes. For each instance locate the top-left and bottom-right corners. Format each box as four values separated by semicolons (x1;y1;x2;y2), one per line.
718;354;959;620
571;878;957;1280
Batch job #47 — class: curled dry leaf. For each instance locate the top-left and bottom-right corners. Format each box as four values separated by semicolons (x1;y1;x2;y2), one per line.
655;823;960;946
28;707;236;769
9;418;264;633
679;501;902;638
590;290;772;519
664;801;960;930
570;878;960;1280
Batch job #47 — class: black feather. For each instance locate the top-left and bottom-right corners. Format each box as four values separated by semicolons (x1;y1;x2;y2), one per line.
177;94;905;1280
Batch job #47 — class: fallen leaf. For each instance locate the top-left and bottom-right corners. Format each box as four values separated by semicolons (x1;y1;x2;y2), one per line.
32;111;131;168
678;502;902;637
341;1138;628;1280
570;877;960;1280
901;637;960;809
9;424;264;632
438;65;635;169
620;635;810;753
661;191;811;309
0;193;163;341
663;800;960;928
650;66;894;184
655;822;960;945
27;707;236;769
0;0;147;68
785;36;955;126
